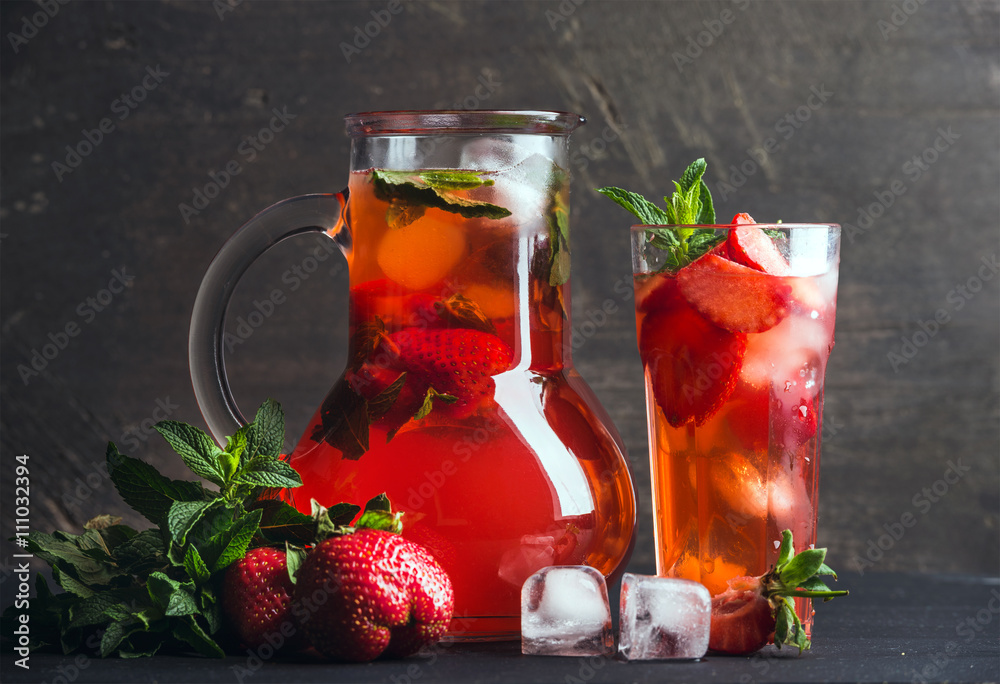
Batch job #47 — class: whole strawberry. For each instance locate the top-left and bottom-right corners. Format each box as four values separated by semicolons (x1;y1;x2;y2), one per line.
293;528;454;662
385;328;512;419
222;546;306;652
709;530;847;655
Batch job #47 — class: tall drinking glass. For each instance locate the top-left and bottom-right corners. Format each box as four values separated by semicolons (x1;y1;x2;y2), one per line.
631;223;840;633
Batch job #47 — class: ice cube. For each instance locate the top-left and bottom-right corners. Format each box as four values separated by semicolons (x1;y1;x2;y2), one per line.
521;566;614;656
618;573;711;660
788;227;829;276
488;153;564;231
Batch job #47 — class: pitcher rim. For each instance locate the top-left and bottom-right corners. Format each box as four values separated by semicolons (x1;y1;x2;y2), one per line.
345;110;586;137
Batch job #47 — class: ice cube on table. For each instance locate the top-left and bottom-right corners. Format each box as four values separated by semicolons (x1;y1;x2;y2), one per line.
521;565;614;656
618;573;711;660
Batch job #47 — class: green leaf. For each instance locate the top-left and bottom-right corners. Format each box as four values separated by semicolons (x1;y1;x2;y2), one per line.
249;398;285;460
386;201;427;229
326;502;361;526
779;548;827;587
154;421;225;487
286;542;307;585
107;444;207;524
311;381;370;461
412;387;459;423
183;545;211;585
367;372;407;421
678;157;707;192
355;493;403;533
233;456;303;489
113;529;166;575
146;572;198;617
28;532;120;586
776;529;795;567
696;177;715;224
206;508;263;572
815;562;838;578
172;616;225;658
595;186;672;225
774;599;791;645
167;500;221;547
371;169;511;221
795;576;834;595
51;566;94;599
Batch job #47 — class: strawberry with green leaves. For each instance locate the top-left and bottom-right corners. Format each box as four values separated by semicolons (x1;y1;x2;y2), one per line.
292;497;454;662
709;530;847;655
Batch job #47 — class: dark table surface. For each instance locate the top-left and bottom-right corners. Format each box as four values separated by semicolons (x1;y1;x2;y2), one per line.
3;572;998;684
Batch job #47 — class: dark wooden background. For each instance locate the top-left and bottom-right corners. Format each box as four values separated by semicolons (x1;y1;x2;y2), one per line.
1;0;997;595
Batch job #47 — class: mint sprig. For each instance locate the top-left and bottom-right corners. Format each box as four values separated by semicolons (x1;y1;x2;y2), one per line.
597;157;725;272
1;399;312;658
371;169;512;228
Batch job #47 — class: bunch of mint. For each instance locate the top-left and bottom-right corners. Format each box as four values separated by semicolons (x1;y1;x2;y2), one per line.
1;400;312;658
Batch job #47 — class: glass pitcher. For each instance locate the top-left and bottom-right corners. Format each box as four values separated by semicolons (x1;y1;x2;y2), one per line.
189;110;636;640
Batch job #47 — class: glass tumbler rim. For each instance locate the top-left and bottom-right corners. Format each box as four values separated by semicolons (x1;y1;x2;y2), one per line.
629;223;842;231
345;110;586;137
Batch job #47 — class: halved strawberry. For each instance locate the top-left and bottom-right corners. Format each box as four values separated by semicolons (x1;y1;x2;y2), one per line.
727;214;791;276
677;254;792;333
639;281;747;427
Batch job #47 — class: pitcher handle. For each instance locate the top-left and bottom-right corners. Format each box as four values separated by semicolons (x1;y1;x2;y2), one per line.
189;192;349;443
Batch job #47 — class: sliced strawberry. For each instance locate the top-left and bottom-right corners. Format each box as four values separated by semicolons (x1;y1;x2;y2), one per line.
390;328;512;419
640;287;746;427
708;576;774;655
726;213;792;276
677;254;791;334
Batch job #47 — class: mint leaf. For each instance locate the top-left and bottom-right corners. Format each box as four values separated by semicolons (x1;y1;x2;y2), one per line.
172;615;225;658
113;530;166;575
154;421;226;487
413;387;458;422
311;381;370;461
205;508;263;572
107;444;208;524
248;398;285;460
371;169;512;221
367;372;407;422
325;502;361;526
167;500;222;547
595;187;672;225
183;546;211;585
233;456;303;489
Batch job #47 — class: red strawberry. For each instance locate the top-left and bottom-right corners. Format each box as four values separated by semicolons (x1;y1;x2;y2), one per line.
709;575;774;654
222;547;306;652
727;214;791;276
677;254;792;333
709;530;847;655
293;529;454;662
388;328;512;418
639;279;747;427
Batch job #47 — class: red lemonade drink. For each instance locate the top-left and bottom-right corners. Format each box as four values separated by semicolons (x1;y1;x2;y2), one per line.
632;218;840;632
